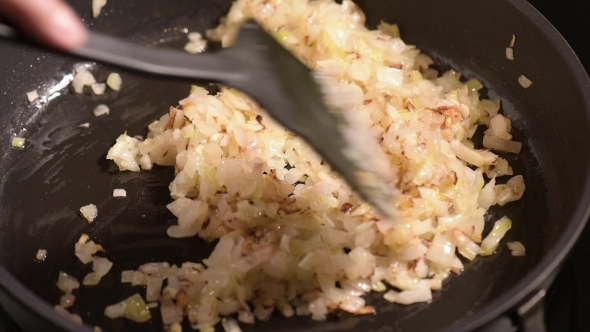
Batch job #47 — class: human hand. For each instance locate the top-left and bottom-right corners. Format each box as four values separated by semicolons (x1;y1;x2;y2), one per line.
0;0;87;50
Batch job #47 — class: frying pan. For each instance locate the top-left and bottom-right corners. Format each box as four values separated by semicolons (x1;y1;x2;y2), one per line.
1;0;589;331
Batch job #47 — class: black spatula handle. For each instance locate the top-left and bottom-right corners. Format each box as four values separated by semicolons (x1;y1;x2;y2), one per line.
0;21;241;83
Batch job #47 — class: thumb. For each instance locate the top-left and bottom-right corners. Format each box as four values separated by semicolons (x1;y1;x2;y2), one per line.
0;0;87;51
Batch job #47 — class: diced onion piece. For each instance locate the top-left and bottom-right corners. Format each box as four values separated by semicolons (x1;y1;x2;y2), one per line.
105;302;126;319
56;272;80;293
497;175;525;206
106;73;122;91
507;241;526;256
94;104;110;117
170;322;183;332
80;204;98;222
383;288;432;305
11;137;25;148
510;34;516;48
91;83;106;95
78;233;89;244
160;301;183;325
452;229;481;261
147;302;159;309
222;318;242;332
145;277;163;302
377;21;400;38
478;176;497;210
79;123;91;128
480;217;512;256
93;257;113;277
425;234;455;267
238;310;255;324
36;249;48;261
451;140;484;167
113;189;127;197
483;135;522;154
123;294;152;323
518;75;532;88
184;40;207;54
465;78;483;93
92;0;107;18
75;241;98;264
60;293;76;308
27;90;39;102
82;272;102;286
506;47;514;60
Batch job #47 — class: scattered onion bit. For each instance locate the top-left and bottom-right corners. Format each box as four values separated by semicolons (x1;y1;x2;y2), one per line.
92;0;107;18
11;137;25;148
79;233;89;244
106;73;122;91
91;83;106;95
36;249;47;261
123;294;152;323
510;34;516;48
518;75;532;88
506;48;514;60
480;217;512;255
94;104;110;117
79;123;91;128
80;204;98;223
27;90;39;102
113;189;127;197
507;241;526;257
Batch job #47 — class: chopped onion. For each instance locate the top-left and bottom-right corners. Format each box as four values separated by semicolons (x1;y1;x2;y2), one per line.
222;318;242;332
170;322;183;332
93;257;113;277
377;21;400;38
27;90;39;102
497;175;525;206
92;0;107;18
83;272;102;286
160;301;183;325
383;288;432;305
56;272;80;294
510;34;516;48
11;137;25;148
123;294;152;323
237;310;255;324
506;48;514;60
60;293;76;308
91;83;106;95
35;249;47;261
79;123;91;128
518;75;532;88
106;73;122;91
480;216;512;256
113;189;127;197
145;276;163;302
78;233;89;244
105;302;126;319
94;104;110;117
75;240;98;264
80;204;98;222
483;135;522;154
507;241;526;257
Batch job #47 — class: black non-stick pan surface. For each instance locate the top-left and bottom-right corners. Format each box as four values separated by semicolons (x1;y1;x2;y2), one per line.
1;0;590;332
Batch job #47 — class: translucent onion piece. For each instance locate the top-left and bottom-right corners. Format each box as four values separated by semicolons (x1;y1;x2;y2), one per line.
27;90;39;102
518;75;532;88
106;73;122;91
56;272;80;294
507;241;526;257
11;137;25;148
480;217;512;256
80;204;98;222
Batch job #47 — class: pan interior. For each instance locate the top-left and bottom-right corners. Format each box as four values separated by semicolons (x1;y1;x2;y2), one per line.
0;0;589;331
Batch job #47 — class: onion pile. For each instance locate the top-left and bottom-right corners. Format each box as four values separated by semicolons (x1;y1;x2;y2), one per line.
103;0;527;330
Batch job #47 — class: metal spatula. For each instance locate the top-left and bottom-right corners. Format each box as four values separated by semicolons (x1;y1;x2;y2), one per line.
0;19;396;221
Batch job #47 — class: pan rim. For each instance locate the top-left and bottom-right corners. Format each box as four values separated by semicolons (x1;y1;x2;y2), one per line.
0;0;589;331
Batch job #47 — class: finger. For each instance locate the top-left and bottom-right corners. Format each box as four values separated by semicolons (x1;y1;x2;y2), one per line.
0;0;87;50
